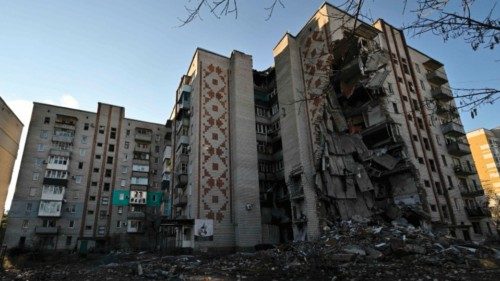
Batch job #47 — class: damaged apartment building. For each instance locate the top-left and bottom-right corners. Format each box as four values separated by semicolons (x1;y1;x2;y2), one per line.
160;3;496;252
5;3;496;252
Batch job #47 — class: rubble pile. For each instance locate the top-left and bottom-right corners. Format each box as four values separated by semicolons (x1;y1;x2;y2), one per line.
2;219;499;280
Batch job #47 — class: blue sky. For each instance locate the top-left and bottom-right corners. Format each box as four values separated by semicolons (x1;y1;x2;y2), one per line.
1;0;499;209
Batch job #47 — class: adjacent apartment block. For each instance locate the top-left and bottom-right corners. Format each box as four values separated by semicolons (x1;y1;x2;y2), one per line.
4;102;167;250
0;97;23;221
161;3;496;252
467;127;500;224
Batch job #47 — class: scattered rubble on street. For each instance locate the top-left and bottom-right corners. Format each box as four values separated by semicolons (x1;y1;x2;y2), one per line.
2;218;499;280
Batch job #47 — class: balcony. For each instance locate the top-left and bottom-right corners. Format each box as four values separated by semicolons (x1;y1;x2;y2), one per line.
431;86;453;101
177;135;189;146
46;162;69;171
426;70;448;85
52;135;74;143
134;145;150;153
35;226;60;235
41;186;65;201
54;122;76;131
178;174;188;185
38;201;62;217
49;148;71;158
127;211;145;219
135;133;152;142
441;122;465;137
43;178;68;186
127;220;145;233
174;195;188;207
460;188;485;197
453;165;476;176
446;141;471;156
465;206;491;219
178;84;192;96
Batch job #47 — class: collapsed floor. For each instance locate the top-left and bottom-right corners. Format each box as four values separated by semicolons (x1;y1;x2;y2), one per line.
3;218;500;281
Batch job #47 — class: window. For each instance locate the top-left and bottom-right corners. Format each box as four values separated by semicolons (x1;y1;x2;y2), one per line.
120;179;126;187
412;135;419;142
75;175;83;184
97;142;103;147
91;181;98;186
412;99;420;111
417;118;424;129
40;130;48;139
441;205;449;219
418;157;424;164
110;128;116;139
447;176;453;188
36;144;45;152
85;225;92;230
118;206;123;214
99;125;105;134
78;162;84;169
154;157;159;164
402;95;408;101
26;203;32;211
109;144;115;152
29;187;37;197
79;148;86;156
44;117;50;124
69;205;76;213
423;138;430;150
22;220;29;228
107;156;113;164
424;180;430;187
387;83;393;93
441;155;448;166
95;154;101;160
392;102;399;114
415;63;421;74
32;172;39;181
104;182;110;191
87;210;94;215
102;197;109;205
124;142;130;149
429;159;436;172
99;210;107;219
472;222;482;234
84;123;89;130
116;220;122;228
89;196;96;201
408;82;415;92
155;145;160;153
105;169;112;177
435;181;442;195
430;204;437;212
391;53;398;64
397;76;403;83
66;236;72;246
93;168;100;173
81;135;88;144
419;80;426;90
69;220;75;228
126;130;130;136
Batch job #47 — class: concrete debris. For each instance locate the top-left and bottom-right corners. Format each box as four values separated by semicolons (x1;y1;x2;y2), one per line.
3;219;500;280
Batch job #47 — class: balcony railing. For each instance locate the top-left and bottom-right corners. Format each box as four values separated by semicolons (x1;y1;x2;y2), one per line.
49;148;71;158
52;135;74;143
135;133;152;142
127;211;145;219
41;187;65;201
465;206;491;218
38;201;62;217
134;145;150;153
174;195;188;207
441;122;465;137
460;188;485;197
35;226;60;234
453;165;476;176
446;141;471;157
54;123;76;131
426;70;448;85
431;86;453;101
46;162;69;171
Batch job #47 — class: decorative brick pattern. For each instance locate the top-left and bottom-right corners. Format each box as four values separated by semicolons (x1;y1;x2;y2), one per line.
200;64;230;223
300;28;333;145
